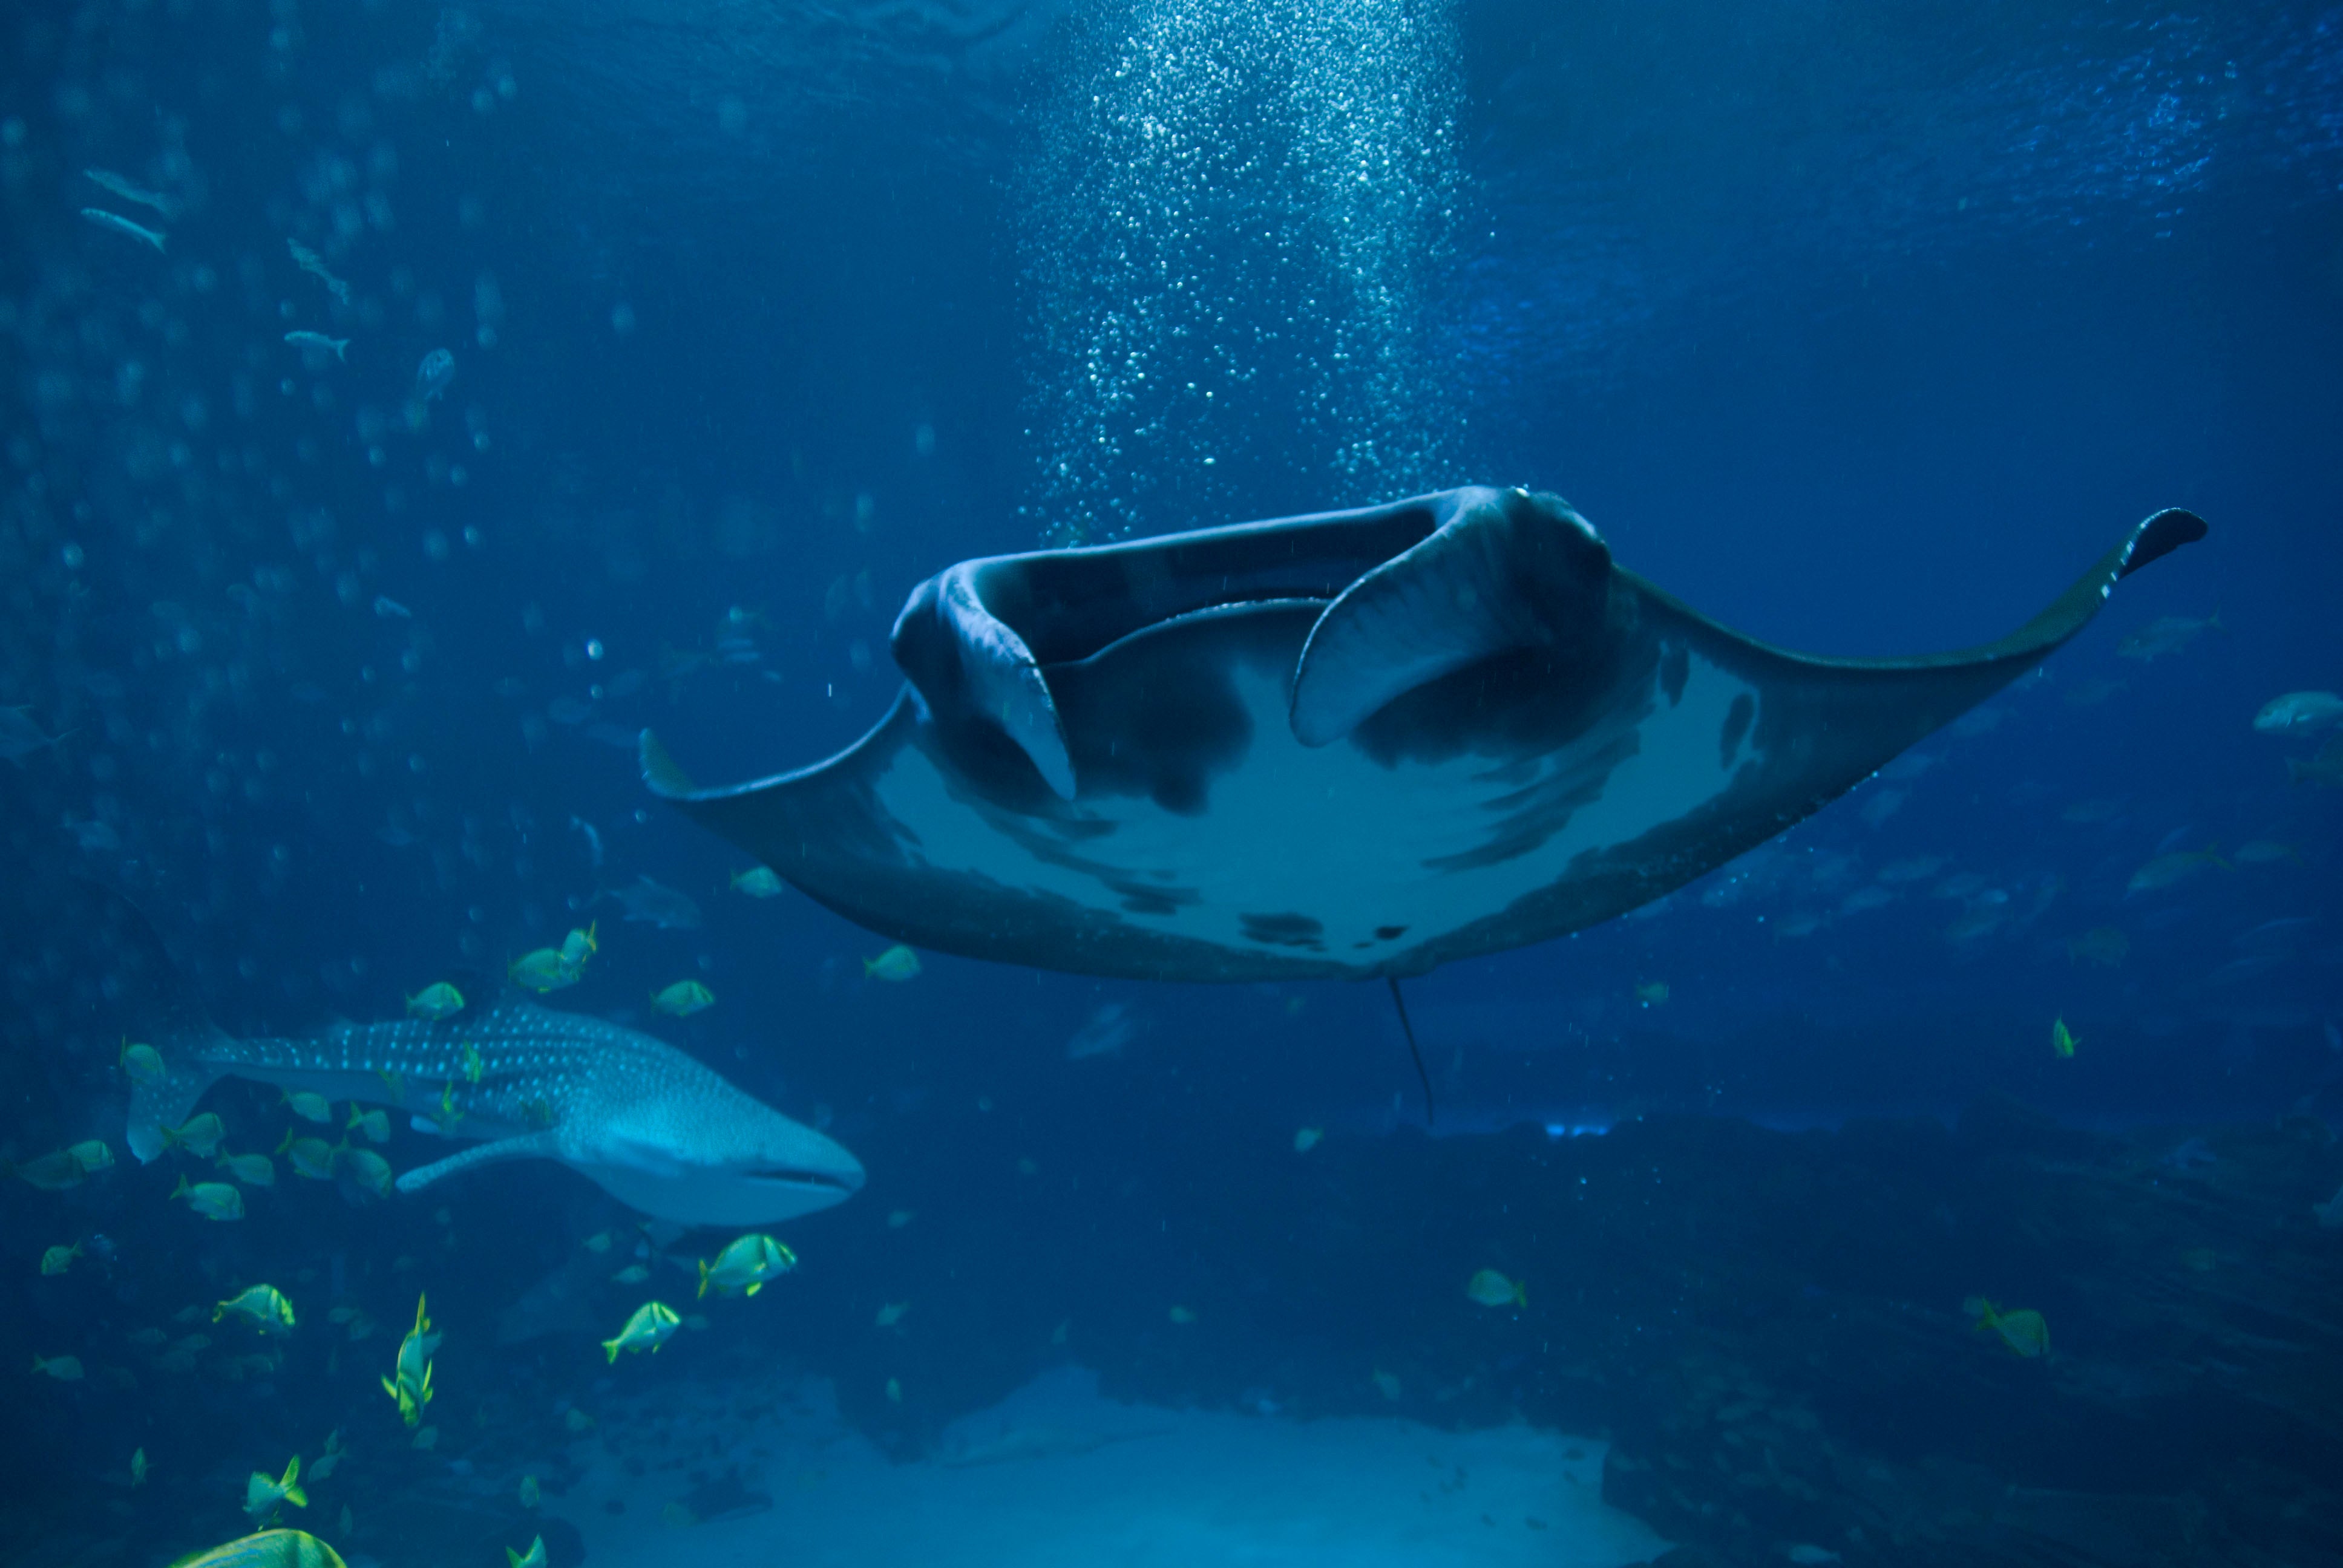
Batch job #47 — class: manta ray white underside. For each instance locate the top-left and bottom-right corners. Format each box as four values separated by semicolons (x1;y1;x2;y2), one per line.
646;486;2204;982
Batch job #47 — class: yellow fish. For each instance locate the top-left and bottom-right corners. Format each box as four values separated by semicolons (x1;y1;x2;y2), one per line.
307;1429;346;1482
874;1301;910;1329
652;979;715;1018
381;1294;437;1428
242;1455;307;1525
1292;1127;1323;1153
730;866;784;898
217;1152;276;1187
463;1043;484;1085
215;1284;297;1334
507;949;578;993
40;1243;82;1276
162;1530;348;1568
863;945;921;982
1466;1269;1527;1308
340;1146;394;1198
171;1177;245;1221
68;1138;114;1174
122;1039;166;1083
1965;1296;2049;1358
603;1301;680;1364
282;1091;334;1125
559;923;598;969
276;1130;338;1181
2051;1017;2079;1059
698;1233;796;1298
517;1474;540;1509
10;1149;89;1191
611;1264;650;1285
506;1537;546;1568
131;1447;149;1486
31;1353;84;1380
2126;845;2227;894
163;1113;227;1158
346;1106;390;1144
405;982;465;1021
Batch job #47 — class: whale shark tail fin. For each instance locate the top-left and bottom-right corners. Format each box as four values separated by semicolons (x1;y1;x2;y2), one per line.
127;1057;225;1163
31;878;235;1162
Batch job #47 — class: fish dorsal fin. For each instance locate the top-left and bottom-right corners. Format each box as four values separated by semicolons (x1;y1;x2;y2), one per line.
891;564;1076;801
1289;487;1613;746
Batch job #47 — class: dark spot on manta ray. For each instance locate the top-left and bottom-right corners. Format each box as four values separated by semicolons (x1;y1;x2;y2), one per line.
1048;609;1300;815
1375;925;1407;940
1240;912;1325;949
1660;641;1689;706
1720;692;1754;769
1348;633;1652;774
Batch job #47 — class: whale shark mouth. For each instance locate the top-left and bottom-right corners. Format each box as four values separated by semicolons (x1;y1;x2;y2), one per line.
744;1165;864;1195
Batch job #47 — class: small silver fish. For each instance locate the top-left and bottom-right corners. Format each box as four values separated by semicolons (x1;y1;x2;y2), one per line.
84;168;177;217
416;348;456;402
80;207;166;252
288;239;351;303
284;332;349;362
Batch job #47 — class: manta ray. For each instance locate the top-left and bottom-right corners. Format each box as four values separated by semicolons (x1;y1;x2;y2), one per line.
645;486;2204;983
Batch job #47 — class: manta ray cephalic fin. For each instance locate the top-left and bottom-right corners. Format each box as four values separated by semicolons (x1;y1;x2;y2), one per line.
1289;486;1611;747
891;565;1076;800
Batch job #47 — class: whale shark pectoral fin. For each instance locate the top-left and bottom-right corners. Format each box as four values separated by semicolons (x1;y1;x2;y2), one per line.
1290;487;1614;747
892;564;1076;799
394;1131;563;1195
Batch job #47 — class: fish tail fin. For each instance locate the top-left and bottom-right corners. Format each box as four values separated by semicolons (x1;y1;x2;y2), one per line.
131;1058;221;1164
1513;1281;1528;1308
601;1337;621;1365
697;1259;711;1300
284;1485;306;1509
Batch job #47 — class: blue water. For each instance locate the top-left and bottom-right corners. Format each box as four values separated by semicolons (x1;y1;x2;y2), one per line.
4;0;2341;1563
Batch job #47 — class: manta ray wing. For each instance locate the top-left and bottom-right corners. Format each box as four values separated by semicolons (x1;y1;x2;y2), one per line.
646;488;2204;982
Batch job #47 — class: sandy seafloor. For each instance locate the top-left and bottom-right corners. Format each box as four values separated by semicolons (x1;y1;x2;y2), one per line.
547;1365;1670;1567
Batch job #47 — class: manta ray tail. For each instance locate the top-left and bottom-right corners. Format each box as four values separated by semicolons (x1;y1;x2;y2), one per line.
1388;977;1434;1128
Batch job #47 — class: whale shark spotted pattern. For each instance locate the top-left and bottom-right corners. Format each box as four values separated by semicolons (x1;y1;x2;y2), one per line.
645;486;2206;982
128;1001;863;1227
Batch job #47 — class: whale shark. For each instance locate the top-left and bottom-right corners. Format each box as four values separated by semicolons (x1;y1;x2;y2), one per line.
128;997;864;1228
645;485;2206;983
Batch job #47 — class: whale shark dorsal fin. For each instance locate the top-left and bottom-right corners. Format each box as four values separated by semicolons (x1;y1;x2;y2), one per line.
395;1131;563;1194
1290;487;1613;746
